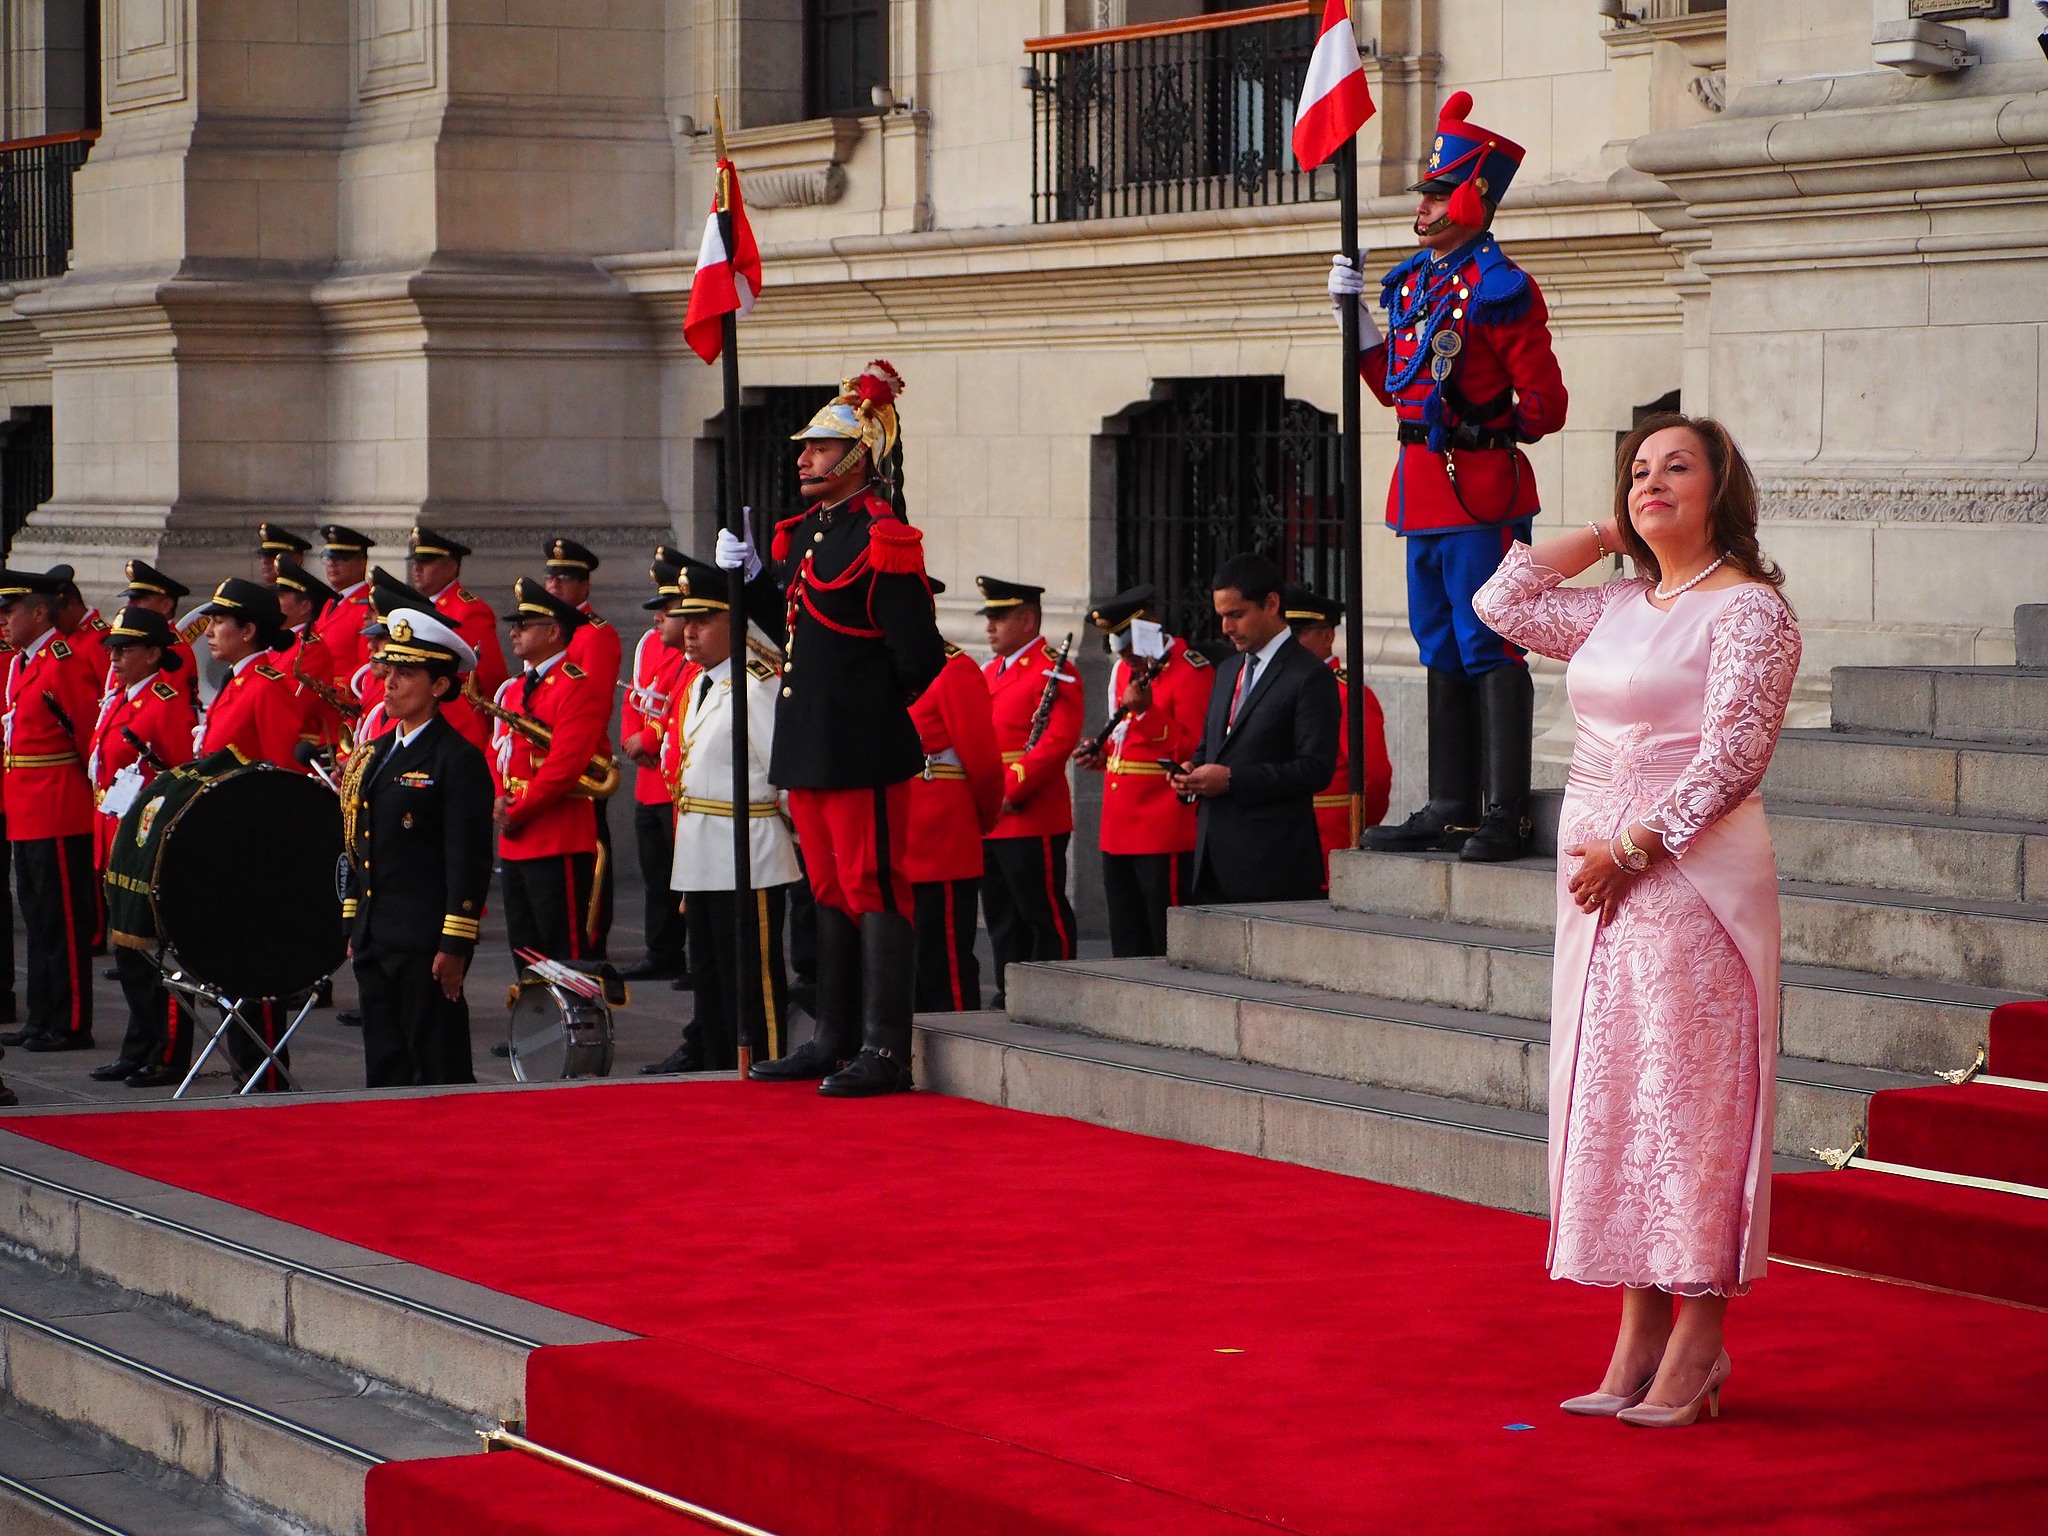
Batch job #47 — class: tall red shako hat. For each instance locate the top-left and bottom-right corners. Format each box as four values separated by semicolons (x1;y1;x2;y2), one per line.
1411;91;1526;231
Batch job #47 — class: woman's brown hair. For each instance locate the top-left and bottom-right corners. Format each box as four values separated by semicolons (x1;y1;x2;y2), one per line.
1612;412;1786;591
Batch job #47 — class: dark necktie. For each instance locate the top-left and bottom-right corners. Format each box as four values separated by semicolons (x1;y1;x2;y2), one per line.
694;673;712;710
521;667;541;708
1228;654;1260;730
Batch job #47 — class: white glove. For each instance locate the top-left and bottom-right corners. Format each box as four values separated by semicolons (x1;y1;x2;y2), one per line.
1328;253;1383;348
714;513;761;581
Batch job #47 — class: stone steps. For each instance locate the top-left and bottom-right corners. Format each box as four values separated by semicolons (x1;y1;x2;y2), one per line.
1003;958;1916;1158
0;1130;628;1534
1830;665;2048;745
1766;802;2048;904
0;1401;274;1536
1763;729;2048;822
1329;849;2048;997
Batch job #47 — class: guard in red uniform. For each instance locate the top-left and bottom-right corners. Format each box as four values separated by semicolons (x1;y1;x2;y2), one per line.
52;567;113;690
86;608;196;1088
742;361;947;1096
491;579;612;964
619;548;693;981
256;523;310;585
906;580;1004;1012
0;570;100;1055
311;523;376;698
978;576;1082;1006
274;557;346;753
1331;89;1567;864
195;577;310;1089
114;561;201;703
1285;586;1392;890
543;536;622;957
409;526;509;743
1072;584;1212;958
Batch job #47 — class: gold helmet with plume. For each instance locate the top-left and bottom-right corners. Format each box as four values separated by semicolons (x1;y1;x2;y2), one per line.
790;360;906;476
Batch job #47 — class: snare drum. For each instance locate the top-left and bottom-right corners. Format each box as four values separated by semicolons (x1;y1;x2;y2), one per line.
505;978;615;1082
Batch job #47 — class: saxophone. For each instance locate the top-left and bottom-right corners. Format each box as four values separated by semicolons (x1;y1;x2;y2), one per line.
463;681;621;800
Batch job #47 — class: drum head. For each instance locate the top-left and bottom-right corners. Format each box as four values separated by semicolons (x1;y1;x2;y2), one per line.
508;983;614;1083
154;766;346;1000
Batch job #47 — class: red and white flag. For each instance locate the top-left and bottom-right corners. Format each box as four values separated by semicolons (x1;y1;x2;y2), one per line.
683;160;763;364
1291;0;1376;170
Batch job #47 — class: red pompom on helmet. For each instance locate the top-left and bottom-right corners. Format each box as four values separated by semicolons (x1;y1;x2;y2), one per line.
853;360;905;409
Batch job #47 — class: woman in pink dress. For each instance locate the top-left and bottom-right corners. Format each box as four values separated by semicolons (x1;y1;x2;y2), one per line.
1473;414;1800;1428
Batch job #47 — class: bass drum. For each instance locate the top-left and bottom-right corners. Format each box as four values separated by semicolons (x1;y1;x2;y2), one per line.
505;980;615;1082
110;751;346;1001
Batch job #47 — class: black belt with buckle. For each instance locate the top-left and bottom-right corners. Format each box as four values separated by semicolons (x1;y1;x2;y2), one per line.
1397;422;1520;452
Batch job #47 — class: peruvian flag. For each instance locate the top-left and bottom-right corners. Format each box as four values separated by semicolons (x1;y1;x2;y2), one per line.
1291;0;1375;170
683;160;762;364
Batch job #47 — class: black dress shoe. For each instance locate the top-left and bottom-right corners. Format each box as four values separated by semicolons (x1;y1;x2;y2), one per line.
619;955;681;982
819;1048;912;1098
0;1027;35;1048
125;1065;178;1089
26;1032;92;1053
335;1010;362;1028
748;1038;840;1082
639;1046;703;1076
1456;807;1531;864
89;1058;141;1082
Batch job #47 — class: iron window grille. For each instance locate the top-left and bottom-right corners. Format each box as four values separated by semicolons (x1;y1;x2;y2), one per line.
0;131;94;282
807;0;889;118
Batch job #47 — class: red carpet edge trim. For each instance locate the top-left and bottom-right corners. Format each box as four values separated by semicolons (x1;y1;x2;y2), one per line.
1768;1255;2048;1315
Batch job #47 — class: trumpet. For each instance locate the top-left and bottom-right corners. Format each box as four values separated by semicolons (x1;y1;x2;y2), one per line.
464;681;621;800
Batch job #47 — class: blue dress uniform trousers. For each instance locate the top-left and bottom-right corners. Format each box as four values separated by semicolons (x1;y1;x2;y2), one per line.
1405;521;1533;679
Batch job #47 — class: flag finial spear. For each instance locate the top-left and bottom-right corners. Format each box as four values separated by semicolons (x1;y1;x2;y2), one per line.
713;97;730;212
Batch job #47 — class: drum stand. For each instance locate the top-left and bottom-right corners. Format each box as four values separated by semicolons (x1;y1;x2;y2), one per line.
162;967;320;1098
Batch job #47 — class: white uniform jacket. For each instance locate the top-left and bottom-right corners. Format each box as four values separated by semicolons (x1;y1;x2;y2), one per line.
668;653;802;892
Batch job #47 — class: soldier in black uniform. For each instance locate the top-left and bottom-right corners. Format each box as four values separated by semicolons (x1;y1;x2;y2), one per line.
732;361;948;1096
339;607;495;1088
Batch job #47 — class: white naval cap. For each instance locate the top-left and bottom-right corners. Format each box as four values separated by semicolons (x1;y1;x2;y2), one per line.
380;606;478;674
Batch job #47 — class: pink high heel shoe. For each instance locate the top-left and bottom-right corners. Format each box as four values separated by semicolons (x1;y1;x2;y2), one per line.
1559;1372;1655;1417
1617;1350;1731;1428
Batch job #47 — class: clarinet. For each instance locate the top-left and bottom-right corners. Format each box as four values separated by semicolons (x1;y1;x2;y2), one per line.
1084;651;1166;761
1021;633;1075;756
121;726;169;774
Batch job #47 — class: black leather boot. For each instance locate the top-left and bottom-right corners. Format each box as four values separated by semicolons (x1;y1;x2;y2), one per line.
751;905;859;1081
820;911;916;1098
1363;668;1481;852
1460;665;1534;864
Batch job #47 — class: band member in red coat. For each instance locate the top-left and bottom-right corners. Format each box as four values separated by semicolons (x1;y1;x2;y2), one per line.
1285;586;1392;890
256;522;310;585
619;548;693;981
85;608;196;1088
0;570;101;1056
407;527;507;746
274;557;347;753
491;579;612;964
51;567;113;692
1072;584;1213;958
1330;89;1568;865
978;576;1082;1006
740;362;948;1096
311;523;376;698
114;561;202;703
906;584;1004;1012
543;537;621;957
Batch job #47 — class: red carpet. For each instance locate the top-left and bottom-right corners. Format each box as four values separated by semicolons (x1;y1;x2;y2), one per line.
17;1085;2048;1536
1867;1082;2048;1187
1989;999;2048;1081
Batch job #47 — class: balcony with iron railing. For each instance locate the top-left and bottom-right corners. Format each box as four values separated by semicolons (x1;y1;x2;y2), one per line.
1024;2;1337;225
0;129;94;283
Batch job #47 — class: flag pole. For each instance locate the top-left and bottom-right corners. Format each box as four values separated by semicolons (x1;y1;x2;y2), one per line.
713;100;760;1079
1336;132;1367;847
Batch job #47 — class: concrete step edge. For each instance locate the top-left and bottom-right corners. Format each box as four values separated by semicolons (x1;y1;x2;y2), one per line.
0;1401;275;1536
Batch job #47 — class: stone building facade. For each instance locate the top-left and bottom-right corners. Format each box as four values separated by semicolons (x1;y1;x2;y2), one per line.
0;1;2043;880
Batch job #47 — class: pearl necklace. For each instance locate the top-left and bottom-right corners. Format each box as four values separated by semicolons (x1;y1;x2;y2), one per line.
1654;555;1725;602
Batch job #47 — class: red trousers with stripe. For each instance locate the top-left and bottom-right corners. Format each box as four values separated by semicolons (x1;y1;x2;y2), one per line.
913;877;981;1013
787;783;913;921
981;833;1075;1006
15;833;94;1041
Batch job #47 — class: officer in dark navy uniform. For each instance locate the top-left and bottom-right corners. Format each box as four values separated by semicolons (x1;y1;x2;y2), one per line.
340;607;494;1088
1329;89;1569;863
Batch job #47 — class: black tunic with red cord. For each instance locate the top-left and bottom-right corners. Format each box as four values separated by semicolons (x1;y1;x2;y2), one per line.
761;486;946;790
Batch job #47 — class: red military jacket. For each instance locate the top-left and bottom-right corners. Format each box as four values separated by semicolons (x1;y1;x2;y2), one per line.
491;655;610;860
566;604;623;700
1314;656;1393;881
284;626;344;749
622;626;689;807
429;580;509;746
906;646;1004;884
1364;235;1568;534
4;631;99;840
1094;638;1213;857
312;583;374;692
89;671;195;868
200;653;307;771
984;637;1082;841
62;609;113;693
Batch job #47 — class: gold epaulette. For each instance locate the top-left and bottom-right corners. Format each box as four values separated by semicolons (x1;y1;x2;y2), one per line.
943;641;964;658
255;664;286;682
151;680;178;701
1335;666;1350;684
562;662;586;680
588;613;609;628
1039;640;1058;661
90;614;109;631
746;657;775;681
50;639;71;660
457;587;475;602
1183;649;1210;669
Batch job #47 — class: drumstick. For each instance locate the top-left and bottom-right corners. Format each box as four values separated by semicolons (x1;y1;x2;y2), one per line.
121;727;169;774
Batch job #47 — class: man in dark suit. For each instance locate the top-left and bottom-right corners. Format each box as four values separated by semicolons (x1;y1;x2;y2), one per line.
340;607;495;1088
1172;555;1340;905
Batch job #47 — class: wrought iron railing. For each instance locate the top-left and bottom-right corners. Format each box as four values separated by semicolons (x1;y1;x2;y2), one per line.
1026;2;1336;224
0;130;95;282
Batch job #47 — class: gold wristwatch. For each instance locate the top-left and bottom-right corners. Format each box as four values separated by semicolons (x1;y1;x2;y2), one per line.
1616;826;1650;872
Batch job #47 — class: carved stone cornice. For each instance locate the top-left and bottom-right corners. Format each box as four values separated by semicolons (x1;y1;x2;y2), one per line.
1758;472;2048;525
707;117;866;210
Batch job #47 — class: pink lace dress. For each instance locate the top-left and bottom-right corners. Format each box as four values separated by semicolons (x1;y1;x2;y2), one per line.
1473;546;1801;1295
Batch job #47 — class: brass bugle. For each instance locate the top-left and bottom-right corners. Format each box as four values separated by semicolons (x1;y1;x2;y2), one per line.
463;680;621;799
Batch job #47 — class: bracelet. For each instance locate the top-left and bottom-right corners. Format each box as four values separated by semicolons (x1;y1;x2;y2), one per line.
1587;522;1611;559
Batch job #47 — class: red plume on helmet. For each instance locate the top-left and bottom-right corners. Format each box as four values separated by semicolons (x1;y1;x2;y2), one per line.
1439;90;1474;124
1415;88;1523;231
854;360;905;408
